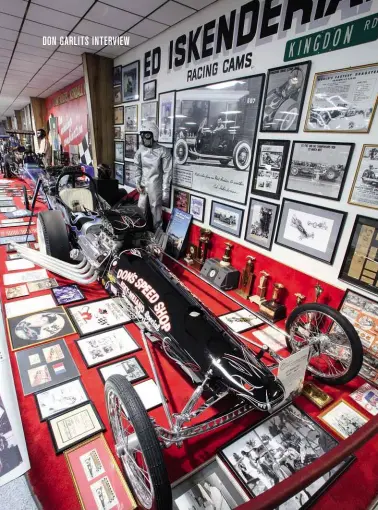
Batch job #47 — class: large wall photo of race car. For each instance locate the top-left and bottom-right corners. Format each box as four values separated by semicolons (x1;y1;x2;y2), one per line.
172;75;265;205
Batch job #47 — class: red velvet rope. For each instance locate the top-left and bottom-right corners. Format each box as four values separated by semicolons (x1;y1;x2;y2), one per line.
236;415;378;509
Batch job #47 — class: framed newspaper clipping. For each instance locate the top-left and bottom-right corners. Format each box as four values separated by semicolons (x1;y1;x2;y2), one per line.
348;145;378;211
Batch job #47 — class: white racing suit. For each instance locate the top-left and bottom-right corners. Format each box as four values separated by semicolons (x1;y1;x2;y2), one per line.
134;142;172;229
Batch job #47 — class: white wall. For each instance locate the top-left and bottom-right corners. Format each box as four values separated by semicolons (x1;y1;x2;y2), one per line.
115;0;378;296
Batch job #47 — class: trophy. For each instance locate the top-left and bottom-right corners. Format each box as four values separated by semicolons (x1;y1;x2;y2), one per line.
193;229;211;270
249;270;269;305
236;256;255;299
315;283;323;302
294;293;306;306
184;244;197;265
259;282;287;322
220;242;233;267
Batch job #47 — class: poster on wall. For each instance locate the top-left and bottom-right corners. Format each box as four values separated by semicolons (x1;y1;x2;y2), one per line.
305;63;378;133
141;102;157;124
173;75;265;204
158;91;175;143
349;145;378;210
122;61;140;103
261;61;311;132
251;139;290;200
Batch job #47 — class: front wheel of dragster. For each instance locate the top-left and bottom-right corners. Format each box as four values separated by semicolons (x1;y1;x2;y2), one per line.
285;303;363;385
174;139;189;165
37;210;71;263
105;375;172;510
233;140;251;171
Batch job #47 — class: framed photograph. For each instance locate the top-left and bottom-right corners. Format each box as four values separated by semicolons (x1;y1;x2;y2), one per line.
67;298;130;337
350;383;378;416
27;278;58;292
65;434;137;510
125;105;138;133
348;144;378;210
275;199;346;264
114;85;121;104
52;284;85;306
124;161;137;188
158;90;176;143
218;309;264;333
166;209;192;259
113;65;121;86
122;60;140;103
0;395;24;485
173;75;265;204
261;61;311;132
114;141;124;163
7;306;76;351
251;139;290;200
3;268;48;285
98;356;148;384
76;327;140;368
114;106;124;125
5;294;55;320
318;400;369;439
339;215;378;296
220;404;353;504
5;284;29;300
173;189;190;212
141;101;157;124
285;141;354;201
305;63;378;133
210;201;244;238
125;134;139;160
245;198;279;251
172;457;249;509
48;402;105;454
35;379;89;421
337;289;378;385
143;79;157;101
114;126;123;139
115;162;124;185
15;339;80;396
189;195;205;222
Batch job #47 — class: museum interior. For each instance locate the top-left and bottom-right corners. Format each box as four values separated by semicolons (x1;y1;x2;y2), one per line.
0;0;377;509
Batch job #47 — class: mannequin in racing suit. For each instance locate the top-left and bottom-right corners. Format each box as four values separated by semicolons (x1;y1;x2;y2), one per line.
134;121;172;229
35;128;52;167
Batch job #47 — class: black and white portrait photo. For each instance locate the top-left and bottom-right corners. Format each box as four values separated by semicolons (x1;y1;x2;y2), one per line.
122;61;139;103
251;140;290;200
98;356;147;384
210;202;244;238
125;105;138;133
349;144;378;210
143;79;157;101
261;62;311;133
125;134;139;160
285;142;354;201
245;198;279;251
173;76;265;204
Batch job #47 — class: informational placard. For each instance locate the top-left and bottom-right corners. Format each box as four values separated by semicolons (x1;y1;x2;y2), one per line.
278;346;310;398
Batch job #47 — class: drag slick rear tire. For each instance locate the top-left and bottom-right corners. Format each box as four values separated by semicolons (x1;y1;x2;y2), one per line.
37;210;71;263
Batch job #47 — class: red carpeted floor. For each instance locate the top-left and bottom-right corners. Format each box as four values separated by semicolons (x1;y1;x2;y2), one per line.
1;179;377;510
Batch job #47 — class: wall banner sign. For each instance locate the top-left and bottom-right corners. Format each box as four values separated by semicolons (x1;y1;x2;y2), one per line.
284;12;378;62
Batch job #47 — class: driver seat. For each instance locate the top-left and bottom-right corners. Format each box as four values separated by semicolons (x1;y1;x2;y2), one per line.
59;187;94;212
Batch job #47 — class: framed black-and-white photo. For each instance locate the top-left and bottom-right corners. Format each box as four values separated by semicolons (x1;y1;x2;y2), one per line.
48;402;105;454
210;201;244;238
113;65;121;86
76;327;140;368
15;339;80;396
98;356;148;384
218;309;264;333
189;195;205;223
158;90;176;143
285;141;354;201
8;306;76;351
125;134;139;160
318;400;369;439
114;85;121;104
173;75;265;204
143;79;157;101
219;404;354;505
251;139;290;200
141;101;157;124
115;162;124;185
305;63;378;133
275;199;346;264
124;161;137;188
125;105;138;133
349;144;378;210
114;126;123;139
245;198;279;251
122;60;140;103
172;457;249;510
261;61;311;133
114;106;124;125
52;284;85;306
114;141;124;163
35;379;89;421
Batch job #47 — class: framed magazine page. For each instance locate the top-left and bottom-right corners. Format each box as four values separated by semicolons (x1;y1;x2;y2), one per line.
143;79;156;101
305;63;378;133
158;90;176;143
115;141;124;163
122;60;140;103
141;101;157;124
251;139;290;200
125;105;138;133
348;145;378;210
114;106;124;125
245;198;279;251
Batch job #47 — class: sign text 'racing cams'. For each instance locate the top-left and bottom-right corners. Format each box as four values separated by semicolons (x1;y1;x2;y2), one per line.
117;269;171;332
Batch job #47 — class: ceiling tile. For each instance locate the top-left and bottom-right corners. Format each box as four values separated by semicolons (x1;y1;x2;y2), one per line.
16;43;55;57
48;58;79;70
37;67;68;78
127;33;148;49
0;48;12;58
52;51;82;64
176;0;215;8
22;20;68;38
97;45;132;58
39;87;58;98
130;18;167;38
53;44;87;56
0;0;27;17
30;0;94;17
0;56;10;64
7;69;35;77
0;13;23;31
0;28;19;42
29;78;57;88
149;1;195;24
13;51;48;64
74;19;123;37
68;33;105;52
0;38;15;51
23;87;45;95
19;32;59;49
86;2;142;31
10;60;39;72
27;4;80;30
102;0;166;17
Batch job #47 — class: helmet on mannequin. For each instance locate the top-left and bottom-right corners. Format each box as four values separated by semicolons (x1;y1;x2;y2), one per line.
140;121;159;148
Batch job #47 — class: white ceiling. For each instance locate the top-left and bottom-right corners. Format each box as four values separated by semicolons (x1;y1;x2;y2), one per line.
0;0;217;120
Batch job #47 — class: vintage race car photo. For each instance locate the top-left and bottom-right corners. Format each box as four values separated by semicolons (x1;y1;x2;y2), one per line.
290;162;343;181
